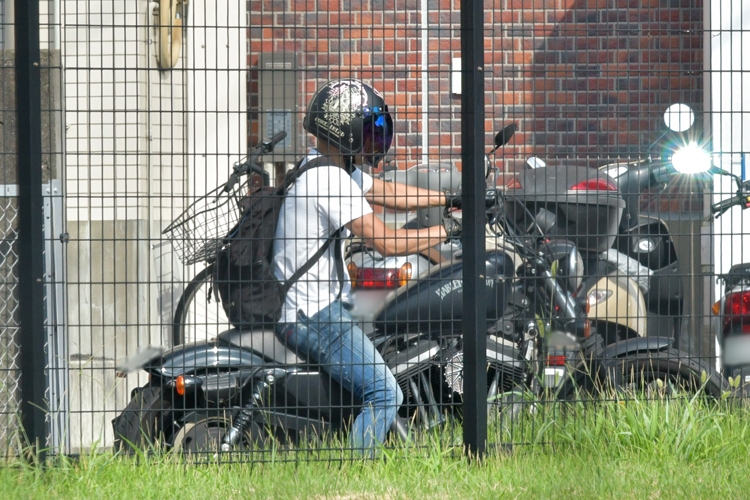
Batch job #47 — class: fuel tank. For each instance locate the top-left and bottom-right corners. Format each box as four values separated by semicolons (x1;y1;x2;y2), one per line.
373;250;515;335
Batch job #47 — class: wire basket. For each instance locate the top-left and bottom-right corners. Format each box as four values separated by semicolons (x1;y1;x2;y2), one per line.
163;179;250;265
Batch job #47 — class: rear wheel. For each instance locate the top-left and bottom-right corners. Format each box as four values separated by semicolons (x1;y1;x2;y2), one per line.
610;349;726;399
171;414;267;455
113;386;174;453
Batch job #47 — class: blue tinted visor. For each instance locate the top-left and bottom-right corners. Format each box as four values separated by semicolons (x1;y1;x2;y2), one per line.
362;107;393;167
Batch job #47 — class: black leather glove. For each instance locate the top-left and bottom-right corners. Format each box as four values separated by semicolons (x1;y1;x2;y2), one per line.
445;190;499;210
445;191;462;209
443;208;462;241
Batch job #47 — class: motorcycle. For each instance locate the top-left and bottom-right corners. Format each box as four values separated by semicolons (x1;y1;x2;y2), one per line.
113;122;607;453
505;105;705;348
345;126;593;408
346;119;724;409
700;154;750;394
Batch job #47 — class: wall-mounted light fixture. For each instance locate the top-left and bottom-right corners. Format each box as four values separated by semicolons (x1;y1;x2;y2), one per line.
156;0;185;69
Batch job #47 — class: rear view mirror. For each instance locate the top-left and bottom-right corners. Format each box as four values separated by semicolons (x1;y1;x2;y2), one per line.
526;157;546;169
495;123;517;148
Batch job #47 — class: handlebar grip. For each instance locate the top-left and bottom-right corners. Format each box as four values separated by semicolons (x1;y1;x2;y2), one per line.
269;131;287;148
711;196;741;215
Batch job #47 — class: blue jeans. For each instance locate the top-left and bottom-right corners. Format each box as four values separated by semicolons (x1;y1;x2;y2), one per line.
276;301;403;452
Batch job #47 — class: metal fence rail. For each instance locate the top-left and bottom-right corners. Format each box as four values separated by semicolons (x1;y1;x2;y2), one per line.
3;0;749;462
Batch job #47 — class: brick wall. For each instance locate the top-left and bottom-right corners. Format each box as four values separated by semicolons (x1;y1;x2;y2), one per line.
248;0;704;207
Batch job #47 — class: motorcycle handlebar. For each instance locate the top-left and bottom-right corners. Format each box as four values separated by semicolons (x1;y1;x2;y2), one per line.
711;196;740;215
264;131;287;152
222;132;287;193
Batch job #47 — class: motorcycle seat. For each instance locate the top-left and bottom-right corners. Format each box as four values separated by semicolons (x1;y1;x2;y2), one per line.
218;328;304;365
722;263;750;289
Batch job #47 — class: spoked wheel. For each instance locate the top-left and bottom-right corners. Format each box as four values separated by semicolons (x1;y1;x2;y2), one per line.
171;415;267;455
610;349;726;399
172;262;232;346
113;386;175;453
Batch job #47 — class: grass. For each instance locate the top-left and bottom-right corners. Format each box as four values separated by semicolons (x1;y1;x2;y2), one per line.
1;396;749;499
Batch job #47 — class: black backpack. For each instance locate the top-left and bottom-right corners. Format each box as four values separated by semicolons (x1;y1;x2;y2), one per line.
213;156;346;329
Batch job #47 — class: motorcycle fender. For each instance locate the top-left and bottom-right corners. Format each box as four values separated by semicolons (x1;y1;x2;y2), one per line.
157;342;266;378
586;273;647;337
600;336;673;360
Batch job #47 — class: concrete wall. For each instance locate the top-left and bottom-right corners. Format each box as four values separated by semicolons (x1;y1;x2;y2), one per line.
61;0;186;451
59;0;246;451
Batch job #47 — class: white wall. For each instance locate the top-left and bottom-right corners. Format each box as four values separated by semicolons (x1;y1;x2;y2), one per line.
177;1;247;342
711;0;750;280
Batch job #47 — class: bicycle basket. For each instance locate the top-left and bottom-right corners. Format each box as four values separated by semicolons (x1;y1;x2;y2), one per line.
162;179;251;265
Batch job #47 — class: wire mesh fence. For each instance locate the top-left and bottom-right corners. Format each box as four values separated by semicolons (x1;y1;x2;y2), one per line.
2;0;749;462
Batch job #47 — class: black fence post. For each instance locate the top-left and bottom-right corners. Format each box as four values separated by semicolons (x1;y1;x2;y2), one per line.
460;0;487;459
15;0;48;459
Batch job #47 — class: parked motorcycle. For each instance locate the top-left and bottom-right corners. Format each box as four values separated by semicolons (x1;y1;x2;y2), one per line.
700;155;750;394
345;119;723;410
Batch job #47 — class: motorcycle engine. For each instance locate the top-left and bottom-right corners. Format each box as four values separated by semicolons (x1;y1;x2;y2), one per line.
442;341;525;396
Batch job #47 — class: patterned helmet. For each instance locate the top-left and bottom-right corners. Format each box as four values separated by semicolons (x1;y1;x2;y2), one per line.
303;79;394;166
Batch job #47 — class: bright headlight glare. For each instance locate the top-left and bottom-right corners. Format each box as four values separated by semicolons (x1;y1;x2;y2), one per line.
672;143;712;174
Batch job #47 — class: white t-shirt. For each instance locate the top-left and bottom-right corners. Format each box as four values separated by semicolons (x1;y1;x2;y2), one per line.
272;150;374;323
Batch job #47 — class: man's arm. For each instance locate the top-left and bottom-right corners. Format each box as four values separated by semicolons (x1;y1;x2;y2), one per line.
346;212;447;256
364;177;447;210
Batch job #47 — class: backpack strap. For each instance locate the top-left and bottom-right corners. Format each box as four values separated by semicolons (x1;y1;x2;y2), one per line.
280;154;348;298
282;227;345;297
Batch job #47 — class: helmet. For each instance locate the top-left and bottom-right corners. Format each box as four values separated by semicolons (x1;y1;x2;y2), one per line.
303;79;394;166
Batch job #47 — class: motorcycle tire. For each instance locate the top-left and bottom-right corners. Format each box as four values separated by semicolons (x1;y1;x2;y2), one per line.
172;262;231;346
112;386;174;453
171;415;267;455
602;349;726;399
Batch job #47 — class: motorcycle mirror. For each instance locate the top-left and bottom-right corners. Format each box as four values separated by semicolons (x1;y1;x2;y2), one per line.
495;123;517;148
599;163;629;179
526;157;546;169
663;103;695;132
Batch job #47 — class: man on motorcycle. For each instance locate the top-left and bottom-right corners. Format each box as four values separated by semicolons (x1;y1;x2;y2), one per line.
272;79;459;453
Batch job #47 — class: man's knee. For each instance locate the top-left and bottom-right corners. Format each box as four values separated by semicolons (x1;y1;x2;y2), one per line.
395;384;404;407
386;377;403;407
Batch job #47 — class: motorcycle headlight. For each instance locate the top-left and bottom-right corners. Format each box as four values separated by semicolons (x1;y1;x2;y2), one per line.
558;247;584;293
672;143;712;174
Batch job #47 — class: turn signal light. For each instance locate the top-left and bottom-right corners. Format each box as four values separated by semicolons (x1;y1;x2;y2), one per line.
712;301;721;315
348;262;413;289
176;375;186;396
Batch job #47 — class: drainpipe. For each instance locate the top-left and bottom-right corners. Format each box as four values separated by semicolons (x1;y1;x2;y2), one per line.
3;0;14;49
421;0;428;165
52;0;60;50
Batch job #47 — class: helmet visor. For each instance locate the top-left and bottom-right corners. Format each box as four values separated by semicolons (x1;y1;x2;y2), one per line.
362;108;393;167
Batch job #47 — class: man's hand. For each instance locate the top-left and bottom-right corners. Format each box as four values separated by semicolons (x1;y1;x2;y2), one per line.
442;209;462;241
445;191;462;209
445;190;499;210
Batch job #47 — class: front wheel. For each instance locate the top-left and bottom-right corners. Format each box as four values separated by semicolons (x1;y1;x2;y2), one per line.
172;262;232;346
